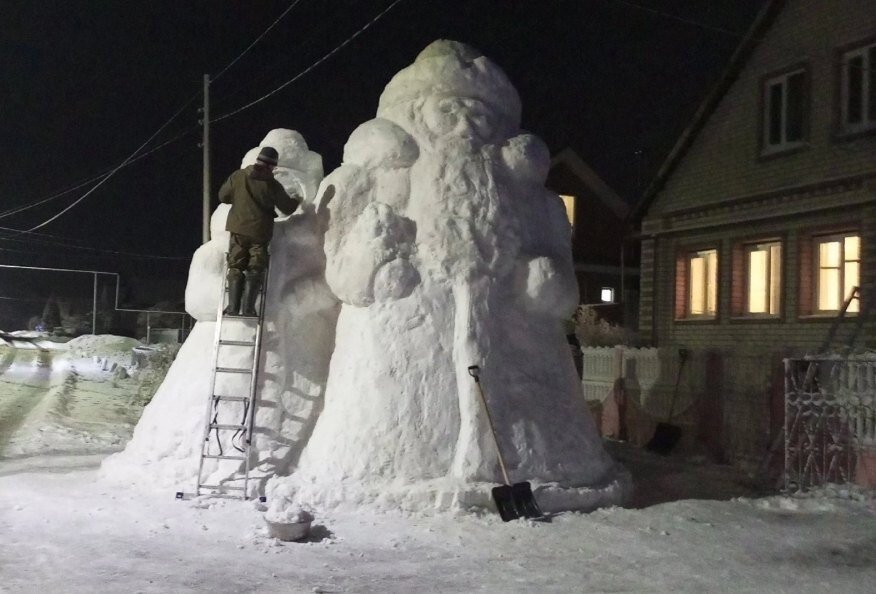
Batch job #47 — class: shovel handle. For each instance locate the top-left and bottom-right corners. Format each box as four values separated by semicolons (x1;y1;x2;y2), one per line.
468;364;511;486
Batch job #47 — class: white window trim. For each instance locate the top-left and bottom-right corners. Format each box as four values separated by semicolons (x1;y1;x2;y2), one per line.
840;42;876;134
762;69;807;154
745;241;782;317
814;233;860;314
687;249;718;319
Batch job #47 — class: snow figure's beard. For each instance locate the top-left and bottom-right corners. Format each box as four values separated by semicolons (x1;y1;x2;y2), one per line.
411;144;521;282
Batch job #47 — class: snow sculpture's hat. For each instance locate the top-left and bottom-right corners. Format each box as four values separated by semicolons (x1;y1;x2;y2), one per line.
257;146;279;166
377;40;522;130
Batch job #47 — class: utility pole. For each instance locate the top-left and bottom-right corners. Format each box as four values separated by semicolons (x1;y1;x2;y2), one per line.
200;74;211;244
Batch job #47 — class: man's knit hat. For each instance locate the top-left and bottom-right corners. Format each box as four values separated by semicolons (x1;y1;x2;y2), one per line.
256;146;279;166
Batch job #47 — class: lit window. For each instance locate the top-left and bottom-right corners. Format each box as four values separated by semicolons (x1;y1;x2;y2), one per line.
815;234;860;313
762;69;807;152
746;242;782;315
840;42;876;133
600;287;614;303
688;249;718;317
559;194;576;229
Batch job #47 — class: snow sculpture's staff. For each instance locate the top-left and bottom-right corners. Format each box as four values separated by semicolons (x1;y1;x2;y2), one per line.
218;146;301;316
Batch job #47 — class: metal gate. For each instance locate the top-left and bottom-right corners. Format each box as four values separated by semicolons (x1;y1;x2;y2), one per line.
784;357;876;491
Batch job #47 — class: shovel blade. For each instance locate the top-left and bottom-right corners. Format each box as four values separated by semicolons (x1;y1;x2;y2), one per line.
645;422;682;456
491;482;543;522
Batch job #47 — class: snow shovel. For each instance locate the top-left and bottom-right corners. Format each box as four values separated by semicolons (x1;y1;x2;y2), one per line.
467;365;543;521
645;348;689;455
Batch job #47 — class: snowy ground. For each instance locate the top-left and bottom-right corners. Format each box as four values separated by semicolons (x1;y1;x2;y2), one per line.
1;341;875;593
0;336;174;472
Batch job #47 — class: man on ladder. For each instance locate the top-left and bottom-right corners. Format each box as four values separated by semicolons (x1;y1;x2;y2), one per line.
219;146;301;316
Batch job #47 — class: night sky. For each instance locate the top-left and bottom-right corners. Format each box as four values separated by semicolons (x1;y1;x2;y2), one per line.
1;0;766;286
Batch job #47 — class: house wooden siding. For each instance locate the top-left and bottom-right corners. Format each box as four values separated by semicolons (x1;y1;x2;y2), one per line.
647;0;876;217
636;0;876;465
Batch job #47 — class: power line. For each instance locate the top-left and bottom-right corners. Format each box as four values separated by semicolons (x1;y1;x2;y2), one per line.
604;0;875;74
603;0;747;38
214;0;406;124
211;0;306;83
1;0;309;228
0;121;200;224
22;95;202;233
0;230;190;261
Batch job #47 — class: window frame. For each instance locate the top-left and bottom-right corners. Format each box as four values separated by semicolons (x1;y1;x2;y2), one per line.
812;232;861;315
759;64;810;156
676;247;719;321
837;39;876;137
742;240;783;319
559;194;576;234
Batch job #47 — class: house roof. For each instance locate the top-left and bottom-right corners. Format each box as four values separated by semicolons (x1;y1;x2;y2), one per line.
549;147;629;219
628;0;786;225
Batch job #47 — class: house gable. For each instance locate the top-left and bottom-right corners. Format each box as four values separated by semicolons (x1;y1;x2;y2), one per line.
642;0;876;221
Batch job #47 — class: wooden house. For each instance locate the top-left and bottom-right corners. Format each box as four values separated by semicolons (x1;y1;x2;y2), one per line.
631;0;876;467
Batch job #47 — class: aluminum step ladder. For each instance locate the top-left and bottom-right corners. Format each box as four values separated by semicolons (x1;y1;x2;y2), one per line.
191;263;270;500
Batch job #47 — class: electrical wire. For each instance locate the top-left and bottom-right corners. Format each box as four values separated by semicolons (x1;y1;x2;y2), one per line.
2;0;306;226
21;94;201;234
0;230;190;261
0;122;201;224
604;0;745;38
602;0;874;74
210;4;342;108
213;0;406;124
211;0;305;83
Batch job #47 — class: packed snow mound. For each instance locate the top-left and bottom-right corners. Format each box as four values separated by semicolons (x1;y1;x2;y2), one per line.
185;129;326;322
65;335;141;357
104;131;337;493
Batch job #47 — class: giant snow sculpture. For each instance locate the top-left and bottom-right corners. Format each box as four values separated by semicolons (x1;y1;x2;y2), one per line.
101;130;339;491
273;40;628;512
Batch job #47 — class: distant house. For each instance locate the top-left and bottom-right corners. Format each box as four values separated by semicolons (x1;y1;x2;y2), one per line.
631;0;876;467
547;148;639;326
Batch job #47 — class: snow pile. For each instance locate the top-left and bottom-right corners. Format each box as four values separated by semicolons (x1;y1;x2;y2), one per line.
0;335;176;468
101;131;338;492
265;505;313;525
65;334;141;376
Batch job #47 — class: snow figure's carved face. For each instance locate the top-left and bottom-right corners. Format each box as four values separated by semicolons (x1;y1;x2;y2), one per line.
421;96;500;147
377;40;522;149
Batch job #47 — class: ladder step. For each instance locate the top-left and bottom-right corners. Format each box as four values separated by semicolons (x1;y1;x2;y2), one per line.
202;454;246;461
218;340;256;347
199;484;245;491
209;423;247;430
223;313;260;320
215;366;252;374
213;395;249;402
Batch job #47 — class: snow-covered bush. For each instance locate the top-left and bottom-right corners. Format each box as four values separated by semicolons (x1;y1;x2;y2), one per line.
574;305;638;347
127;343;181;406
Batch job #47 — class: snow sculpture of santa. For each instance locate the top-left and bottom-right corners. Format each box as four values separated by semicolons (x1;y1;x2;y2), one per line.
282;41;627;512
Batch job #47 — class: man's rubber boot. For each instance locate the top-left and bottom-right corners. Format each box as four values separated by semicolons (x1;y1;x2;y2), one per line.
223;270;244;316
241;270;263;317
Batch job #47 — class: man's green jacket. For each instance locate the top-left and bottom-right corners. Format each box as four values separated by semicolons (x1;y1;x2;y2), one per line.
219;165;301;243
